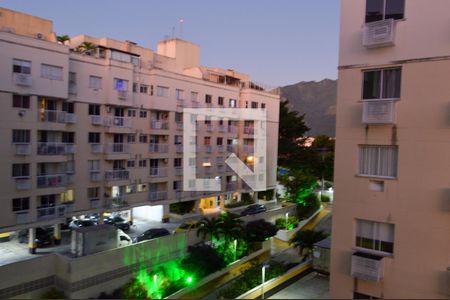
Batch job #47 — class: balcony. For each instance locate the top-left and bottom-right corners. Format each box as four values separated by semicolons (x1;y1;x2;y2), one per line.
217;145;225;153
91;115;103;125
176;144;183;153
175;191;187;200
151;120;169;130
104;143;129;154
362;100;396;124
149;191;168;202
64;113;77;124
14;143;31;155
104;116;132;128
351;252;384;282
109;195;128;208
37;143;75;155
204;145;213;153
15;211;32;224
89;170;102;182
13;73;32;86
149;143;169;153
36;205;67;221
37;174;67;188
149;167;168;177
15;177;32;190
68;84;77;95
90;143;103;154
363;18;396;49
244;127;255;135
39;110;77;124
117;90;128;100
104;170;129;181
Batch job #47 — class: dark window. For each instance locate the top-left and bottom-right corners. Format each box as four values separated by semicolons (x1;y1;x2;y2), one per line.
365;0;404;23
363;68;401;100
128;109;136;117
217;137;223;145
88;132;100;143
12;164;29;177
133;83;138;93
205;94;212;104
127;134;136;143
139;159;147;167
62;132;75;143
139;111;147;118
88;104;100;115
12;95;30;109
251;102;258;109
127;160;135;168
353;292;380;299
218;97;224;106
13;59;31;74
12;197;30;211
62;102;74;113
174;158;182;167
139;135;148;143
261;103;266;109
12;129;30;143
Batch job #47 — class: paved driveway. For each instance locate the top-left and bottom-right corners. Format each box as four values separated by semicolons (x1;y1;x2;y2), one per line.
268;271;329;299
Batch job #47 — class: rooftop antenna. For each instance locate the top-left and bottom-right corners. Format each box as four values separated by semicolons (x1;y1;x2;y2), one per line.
179;18;184;38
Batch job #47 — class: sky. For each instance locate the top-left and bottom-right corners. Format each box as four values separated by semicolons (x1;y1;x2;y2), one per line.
1;0;340;87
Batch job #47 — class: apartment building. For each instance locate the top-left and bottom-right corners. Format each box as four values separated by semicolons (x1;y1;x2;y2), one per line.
331;0;449;298
0;8;279;252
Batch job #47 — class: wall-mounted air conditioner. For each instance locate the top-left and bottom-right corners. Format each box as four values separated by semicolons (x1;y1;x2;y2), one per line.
363;19;396;48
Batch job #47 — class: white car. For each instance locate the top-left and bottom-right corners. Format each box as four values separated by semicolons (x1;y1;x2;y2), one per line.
117;229;132;247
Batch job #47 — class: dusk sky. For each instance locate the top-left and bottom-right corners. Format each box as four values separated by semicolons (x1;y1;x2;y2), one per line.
1;0;340;87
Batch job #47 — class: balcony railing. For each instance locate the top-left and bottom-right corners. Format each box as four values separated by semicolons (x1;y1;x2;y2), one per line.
204;145;213;153
13;73;32;86
104;170;129;181
37;174;67;188
149;143;169;153
351;252;384;282
117;90;128;100
226;145;236;152
104;143;130;154
15;177;32;190
244;127;255;135
14;143;31;155
175;167;183;176
110;195;128;208
243;145;254;153
226;182;237;191
89;170;102;182
90;143;103;154
362;100;396;124
177;100;185;107
39;110;77;124
91;115;103;125
228;126;238;134
104;116;132;128
206;124;213;132
15;211;32;224
36;205;67;221
176;122;183;130
151;120;169;130
37;143;75;155
217;145;225;153
89;198;102;209
363;18;396;49
149;167;168;177
149;191;168;202
68;84;77;95
176;144;183;153
65;113;77;123
218;125;226;132
175;191;187;200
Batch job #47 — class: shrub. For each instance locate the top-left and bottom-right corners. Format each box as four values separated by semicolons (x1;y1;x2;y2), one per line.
180;243;226;279
275;216;299;230
169;200;196;214
297;194;320;220
245;219;278;242
241;192;253;203
319;193;331;203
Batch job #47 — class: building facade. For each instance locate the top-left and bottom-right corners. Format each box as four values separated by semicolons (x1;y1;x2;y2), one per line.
0;8;279;251
331;0;449;298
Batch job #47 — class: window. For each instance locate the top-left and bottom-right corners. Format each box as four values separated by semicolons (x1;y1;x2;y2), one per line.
188;157;196;166
87;187;99;199
363;68;401;100
13;59;31;74
88;132;100;143
353;292;380;299
156;86;169;97
175;112;183;123
359;145;398;178
131;56;140;66
251;101;258;109
88;160;100;171
38;194;56;208
174;158;182;167
191;92;198;101
204;137;211;145
127;134;136;143
173;181;182;190
12;164;29;177
229;99;237;108
88;104;100;115
176;89;184;100
139;110;147;118
217;137;223;145
138;159;147;167
356;219;394;254
111;50;132;63
174;135;182;145
218;97;224;106
60;189;74;203
127;160;136;168
140;84;149;94
89;76;102;90
128;109;136;117
139;134;148;143
205;94;212;104
62;102;74;113
12;197;29;212
132;83;138;93
365;0;405;23
12;94;30;109
41;64;63;80
12;129;30;143
114;78;128;91
261;103;266;109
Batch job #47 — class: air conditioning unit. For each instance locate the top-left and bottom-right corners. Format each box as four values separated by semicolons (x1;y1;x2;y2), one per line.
36;33;44;40
363;19;396;48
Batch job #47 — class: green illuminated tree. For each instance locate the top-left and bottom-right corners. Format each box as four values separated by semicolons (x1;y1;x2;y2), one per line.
180;244;226;278
121;278;148;299
197;217;222;241
289;229;327;257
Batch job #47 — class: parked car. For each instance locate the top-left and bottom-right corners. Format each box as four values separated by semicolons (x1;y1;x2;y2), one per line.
133;228;170;243
173;220;200;234
69;219;97;230
86;213;100;223
240;204;267;216
104;215;130;231
117;229;132;247
18;227;53;247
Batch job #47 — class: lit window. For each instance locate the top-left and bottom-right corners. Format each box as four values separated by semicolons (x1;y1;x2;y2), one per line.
356;219;394;254
358;145;398;178
114;78;128;91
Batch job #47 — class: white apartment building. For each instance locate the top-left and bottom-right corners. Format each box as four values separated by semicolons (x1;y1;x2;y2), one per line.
331;0;449;299
0;8;280;253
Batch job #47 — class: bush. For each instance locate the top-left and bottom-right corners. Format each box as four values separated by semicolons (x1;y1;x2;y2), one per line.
180;243;226;279
245;219;278;242
241;192;253;203
170;200;196;214
275;216;299;230
319;193;331;203
297;194;320;220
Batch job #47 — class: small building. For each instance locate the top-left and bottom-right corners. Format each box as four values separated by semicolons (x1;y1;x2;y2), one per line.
312;237;331;274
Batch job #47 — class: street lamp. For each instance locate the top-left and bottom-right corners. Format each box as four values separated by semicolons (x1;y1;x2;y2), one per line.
233;239;237;262
261;264;270;299
285;212;289;229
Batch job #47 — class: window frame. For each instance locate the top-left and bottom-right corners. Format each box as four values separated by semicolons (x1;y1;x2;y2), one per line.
355;219;395;255
362;67;402;101
365;0;405;23
12;59;31;74
12;197;30;212
12;129;31;144
358;144;398;179
89;76;102;90
40;64;63;81
12;94;30;109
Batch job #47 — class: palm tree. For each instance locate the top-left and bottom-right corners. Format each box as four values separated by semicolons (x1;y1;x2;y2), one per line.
74;41;97;55
218;213;244;243
289;230;327;257
57;35;70;45
196;217;222;242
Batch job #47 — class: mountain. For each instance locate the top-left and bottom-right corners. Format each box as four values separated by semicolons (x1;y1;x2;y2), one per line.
280;79;337;137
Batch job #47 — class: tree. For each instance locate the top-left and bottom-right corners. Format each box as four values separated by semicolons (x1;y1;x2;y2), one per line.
279;168;317;202
309;135;335;182
245;219;278;242
57;35;70;45
218;212;244;243
180;244;226;278
74;41;97;55
121;279;148;299
289;230;327;257
278;100;310;167
196;217;222;241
